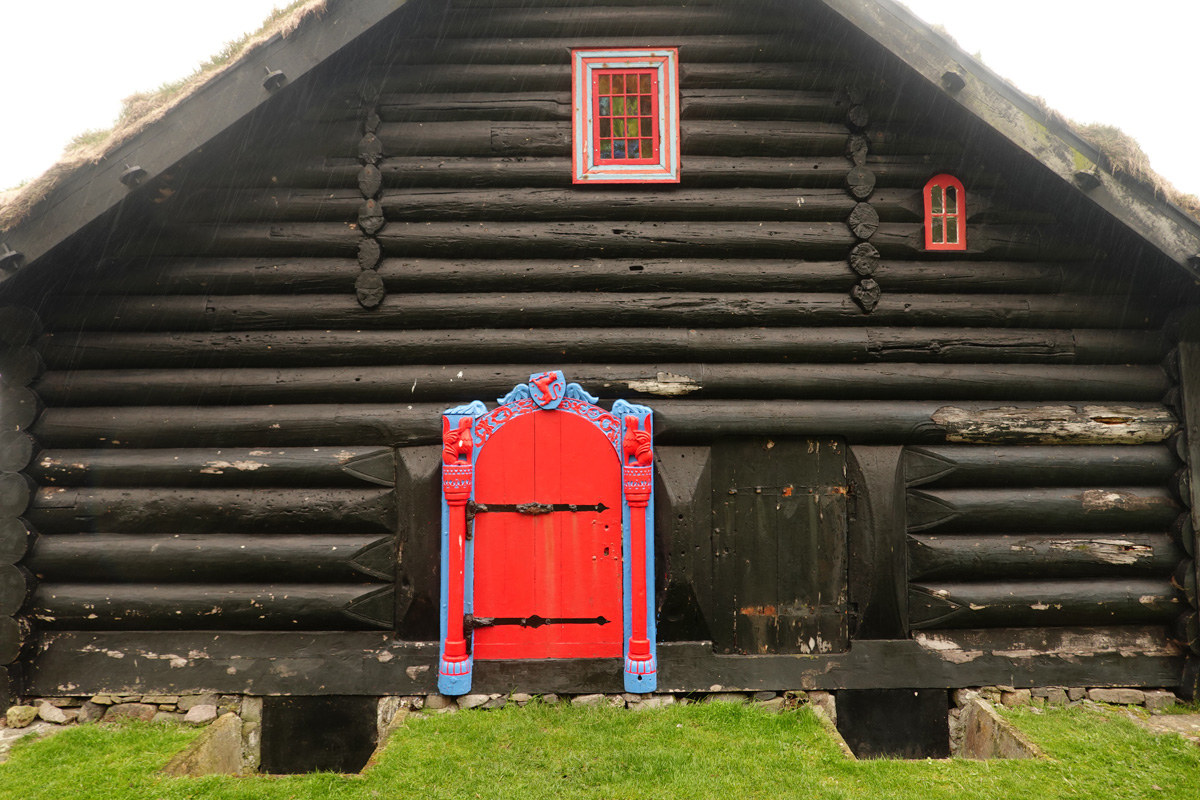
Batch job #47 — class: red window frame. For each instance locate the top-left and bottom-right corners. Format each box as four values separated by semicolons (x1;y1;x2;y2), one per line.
571;48;680;184
924;174;967;251
592;69;659;166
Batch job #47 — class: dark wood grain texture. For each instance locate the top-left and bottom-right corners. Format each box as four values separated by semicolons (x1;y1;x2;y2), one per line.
904;445;1180;488
25;534;396;583
28;402;1176;449
22;627;1184;695
32;364;1168;406
906;487;1180;533
36;328;1164;370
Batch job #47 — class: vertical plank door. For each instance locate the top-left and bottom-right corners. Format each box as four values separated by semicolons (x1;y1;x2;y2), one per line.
711;437;850;655
473;411;623;659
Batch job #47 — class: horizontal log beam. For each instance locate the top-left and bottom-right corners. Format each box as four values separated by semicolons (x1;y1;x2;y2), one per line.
30;447;395;488
435;8;799;38
36;328;1164;371
57;258;1129;297
33;364;1169;407
908;534;1183;580
932;404;1179;445
41;292;1158;332
363;62;854;94
223;155;1006;191
356;89;855;125
907;487;1180;533
357;120;931;160
132;222;1103;262
25;534;395;583
27;584;395;630
29;402;1175;449
176;187;923;225
24;488;395;534
171;186;1050;228
909;579;1182;629
381;29;834;62
383;34;839;66
904;445;1181;488
22;627;1184;695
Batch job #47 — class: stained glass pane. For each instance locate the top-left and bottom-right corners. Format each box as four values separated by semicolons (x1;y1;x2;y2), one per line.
946;217;958;243
592;70;657;162
931;217;944;242
946;186;957;213
930;185;943;214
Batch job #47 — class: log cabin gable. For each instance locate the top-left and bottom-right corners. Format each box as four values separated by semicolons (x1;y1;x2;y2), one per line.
0;0;1198;702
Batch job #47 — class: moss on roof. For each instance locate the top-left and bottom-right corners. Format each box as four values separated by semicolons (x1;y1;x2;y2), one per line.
1073;124;1200;220
2;0;1197;234
0;0;331;232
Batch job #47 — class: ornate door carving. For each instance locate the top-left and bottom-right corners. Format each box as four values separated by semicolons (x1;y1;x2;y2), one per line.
437;371;657;695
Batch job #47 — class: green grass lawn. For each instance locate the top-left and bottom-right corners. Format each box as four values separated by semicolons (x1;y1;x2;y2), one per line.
0;701;1196;800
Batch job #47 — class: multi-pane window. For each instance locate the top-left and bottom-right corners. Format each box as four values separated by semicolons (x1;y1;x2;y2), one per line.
572;49;679;184
924;174;967;251
594;71;657;163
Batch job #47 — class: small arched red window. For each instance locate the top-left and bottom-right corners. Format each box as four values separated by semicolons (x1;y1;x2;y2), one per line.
924;174;966;251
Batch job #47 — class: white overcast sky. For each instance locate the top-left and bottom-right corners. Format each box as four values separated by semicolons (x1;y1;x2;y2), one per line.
1;0;1197;197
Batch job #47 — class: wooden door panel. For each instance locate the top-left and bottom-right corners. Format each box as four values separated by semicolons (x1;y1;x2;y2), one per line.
473;410;622;659
711;437;849;655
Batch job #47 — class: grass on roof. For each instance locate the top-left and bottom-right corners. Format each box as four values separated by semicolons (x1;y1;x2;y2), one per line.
64;0;315;158
0;0;330;229
0;701;1197;800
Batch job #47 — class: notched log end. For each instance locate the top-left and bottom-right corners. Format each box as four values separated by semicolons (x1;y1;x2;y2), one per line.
851;279;881;313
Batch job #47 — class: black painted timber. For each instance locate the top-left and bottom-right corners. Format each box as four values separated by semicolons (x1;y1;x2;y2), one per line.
23;627;1184;696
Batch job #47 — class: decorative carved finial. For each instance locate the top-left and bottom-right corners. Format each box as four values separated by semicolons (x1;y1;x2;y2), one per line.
442;417;473;465
622;415;654;467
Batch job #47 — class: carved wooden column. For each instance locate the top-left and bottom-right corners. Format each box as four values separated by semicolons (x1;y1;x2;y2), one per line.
439;414;477;694
618;403;657;692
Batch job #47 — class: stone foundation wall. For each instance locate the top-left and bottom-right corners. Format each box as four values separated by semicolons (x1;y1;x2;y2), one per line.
2;685;1182;734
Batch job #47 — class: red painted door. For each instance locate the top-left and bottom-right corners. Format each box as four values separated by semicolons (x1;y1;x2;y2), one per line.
472;410;623;659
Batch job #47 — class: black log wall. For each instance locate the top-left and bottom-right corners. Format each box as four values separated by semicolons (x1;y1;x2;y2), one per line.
1;0;1192;694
